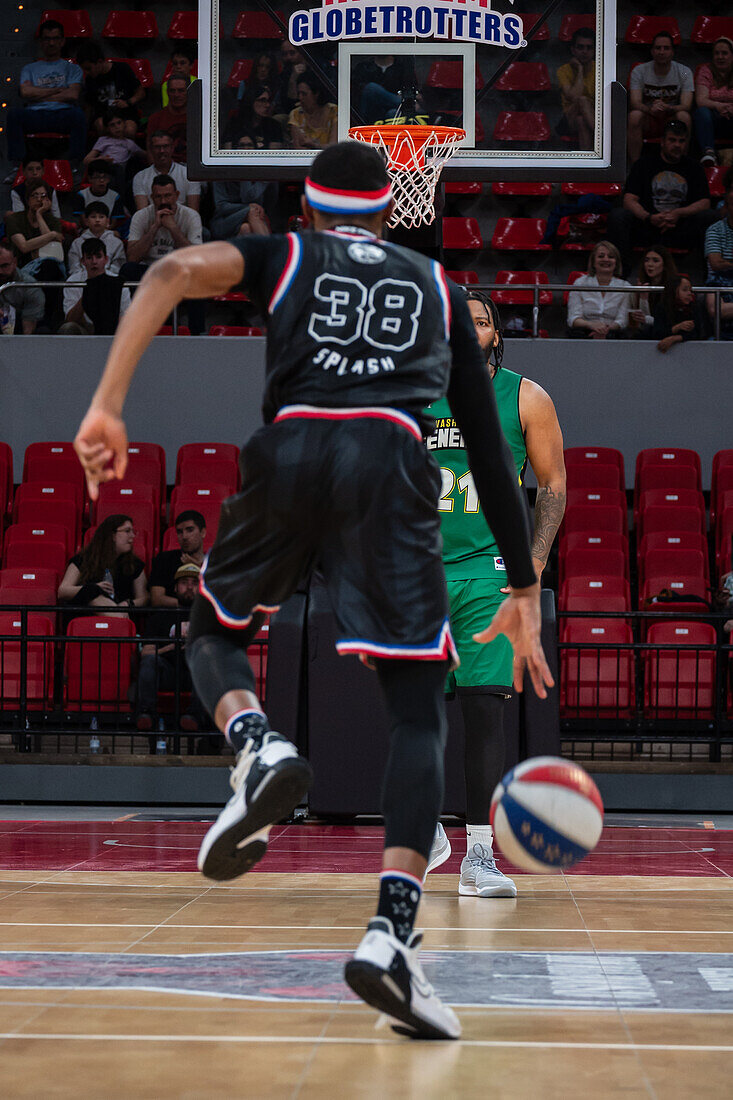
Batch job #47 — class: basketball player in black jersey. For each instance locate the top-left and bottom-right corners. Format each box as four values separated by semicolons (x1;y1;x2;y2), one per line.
74;141;553;1041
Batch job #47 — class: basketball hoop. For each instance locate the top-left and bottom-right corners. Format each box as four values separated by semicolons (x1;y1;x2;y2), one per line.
349;124;466;230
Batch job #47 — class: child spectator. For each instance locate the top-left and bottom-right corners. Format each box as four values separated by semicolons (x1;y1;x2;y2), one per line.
68;201;125;275
162;45;197;107
60;238;131;335
567;240;631;339
75;41;143;139
704;168;733;338
556;29;596;151
694;37;733;168
653;275;708;352
6;155;60;219
146;75;190;162
628;246;678;336
58;514;147;610
83;109;145;195
628;32;694;164
73;159;127;234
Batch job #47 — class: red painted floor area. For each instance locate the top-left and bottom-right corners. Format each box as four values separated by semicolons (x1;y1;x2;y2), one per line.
0;821;730;876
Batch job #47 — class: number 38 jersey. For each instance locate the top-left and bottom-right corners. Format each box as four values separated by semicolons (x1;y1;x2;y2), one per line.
229;227;454;430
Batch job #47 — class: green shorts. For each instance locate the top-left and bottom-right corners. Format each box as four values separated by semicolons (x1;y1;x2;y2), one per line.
445;573;513;696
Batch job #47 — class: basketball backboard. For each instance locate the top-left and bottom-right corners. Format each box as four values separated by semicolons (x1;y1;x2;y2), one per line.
190;0;624;181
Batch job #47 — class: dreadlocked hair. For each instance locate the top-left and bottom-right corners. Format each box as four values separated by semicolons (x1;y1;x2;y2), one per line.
464;289;504;370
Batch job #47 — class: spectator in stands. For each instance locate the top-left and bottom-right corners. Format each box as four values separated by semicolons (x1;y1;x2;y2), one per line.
275;40;308;119
288;72;338;150
628;245;678;336
566;240;630;339
353;54;419;125
210;177;275;238
225;85;284;150
149;511;206;609
73;159;127;234
0;245;46;334
60;238;131;335
6;179;66;329
628;32;694;165
132;132;201;212
162;45;197;108
137;562;208;735
694;37;733;168
75;42;143;140
556;28;596;151
653;275;708;352
6;19;86;166
58;514;147;610
6;155;60;220
704;168;733;338
83;109;146;196
68;204;125;275
121;175;204;333
236;51;277;104
608;121;717;276
146;75;190;163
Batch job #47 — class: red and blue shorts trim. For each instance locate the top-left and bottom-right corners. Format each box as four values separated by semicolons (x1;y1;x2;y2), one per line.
274;404;423;443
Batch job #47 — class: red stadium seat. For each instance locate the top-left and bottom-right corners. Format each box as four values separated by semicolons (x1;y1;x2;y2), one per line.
0;442;12;517
38;159;73;193
442;218;483;250
227;59;253;88
232;11;285;39
112;455;163;502
425;61;484;90
0;612;55;711
4;521;73;562
567;488;628;534
176;443;239;484
636;447;701;493
624;17;681;45
560;619;635;718
638;532;710;587
712;450;733;506
491;219;550;251
712;468;733;528
644;622;716;718
167;11;198;39
109;57;154;88
157;326;191;336
23;441;78;480
177;456;238;494
491;181;553;197
691;17;733;45
636;489;705;534
491;270;553;306
515;14;550;41
642;573;709;611
13;484;81;545
127;443;166;507
562;270;586;304
208;326;264;336
102;11;159;38
565;463;624;492
561;505;627;541
445;270;478;285
494;62;551;92
211;290;250;304
23;453;85;502
558;14;596;41
559;576;631;616
64;616;136;713
564;446;625;480
493;112;551;143
95;492;157;553
3;537;67;580
642;548;707;588
38;9;92;37
558;213;607;252
168;486;228;543
445;182;483;196
0;567;57;608
639;505;706;542
561;182;623;197
706;166;728;199
636;464;702;500
560;547;628;585
562;530;628;556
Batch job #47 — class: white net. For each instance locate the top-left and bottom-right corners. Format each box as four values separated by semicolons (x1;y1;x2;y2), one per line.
349;125;466;230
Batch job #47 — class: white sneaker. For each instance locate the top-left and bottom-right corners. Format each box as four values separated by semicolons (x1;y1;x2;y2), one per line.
459;842;517;898
344;917;461;1040
425;821;452;875
197;732;313;881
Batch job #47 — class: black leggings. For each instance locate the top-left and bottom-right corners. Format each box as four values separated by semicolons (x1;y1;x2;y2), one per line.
186;592;265;715
459;692;506;823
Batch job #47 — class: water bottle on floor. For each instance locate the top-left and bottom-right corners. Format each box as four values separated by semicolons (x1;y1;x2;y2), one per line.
156;737;167;755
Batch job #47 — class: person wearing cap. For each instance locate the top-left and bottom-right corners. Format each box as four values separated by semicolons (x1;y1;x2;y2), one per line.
608;119;719;277
149;510;207;608
137;561;208;736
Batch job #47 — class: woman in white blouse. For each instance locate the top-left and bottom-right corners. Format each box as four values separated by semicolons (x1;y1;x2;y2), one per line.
566;240;630;339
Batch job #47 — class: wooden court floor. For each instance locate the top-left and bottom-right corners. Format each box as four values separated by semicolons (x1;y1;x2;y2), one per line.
0;819;731;1099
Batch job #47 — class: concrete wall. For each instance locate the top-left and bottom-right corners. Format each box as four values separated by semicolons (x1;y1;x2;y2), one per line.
1;336;730;487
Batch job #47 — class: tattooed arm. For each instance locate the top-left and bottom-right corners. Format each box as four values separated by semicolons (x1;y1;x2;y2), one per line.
519;379;567;579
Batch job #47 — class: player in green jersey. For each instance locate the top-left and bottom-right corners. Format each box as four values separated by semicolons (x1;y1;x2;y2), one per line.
425;291;566;897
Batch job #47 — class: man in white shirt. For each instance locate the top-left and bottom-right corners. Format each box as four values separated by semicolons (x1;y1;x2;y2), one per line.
132;132;201;212
121;175;205;332
628;32;693;163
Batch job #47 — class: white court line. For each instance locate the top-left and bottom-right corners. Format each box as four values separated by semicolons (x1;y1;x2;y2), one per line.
0;922;731;934
100;840;720;856
0;1034;732;1052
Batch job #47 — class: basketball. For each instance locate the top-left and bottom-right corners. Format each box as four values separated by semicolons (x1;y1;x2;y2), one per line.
490;757;604;873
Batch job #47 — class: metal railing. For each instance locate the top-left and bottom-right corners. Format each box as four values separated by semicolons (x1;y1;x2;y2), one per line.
2;280;731;340
0;279;185;334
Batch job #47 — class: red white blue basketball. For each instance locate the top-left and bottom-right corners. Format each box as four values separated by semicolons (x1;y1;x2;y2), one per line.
490;756;604;872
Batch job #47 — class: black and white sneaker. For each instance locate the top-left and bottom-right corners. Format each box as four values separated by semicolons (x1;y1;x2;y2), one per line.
197;732;313;881
344;917;461;1040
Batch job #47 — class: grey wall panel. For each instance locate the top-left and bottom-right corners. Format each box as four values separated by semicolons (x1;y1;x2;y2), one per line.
1;337;730;487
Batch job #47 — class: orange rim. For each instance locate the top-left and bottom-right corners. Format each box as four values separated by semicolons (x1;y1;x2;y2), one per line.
349;124;466;148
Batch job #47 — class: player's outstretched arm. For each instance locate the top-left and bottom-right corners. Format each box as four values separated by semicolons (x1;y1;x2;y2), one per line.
474;590;554;698
74;242;245;499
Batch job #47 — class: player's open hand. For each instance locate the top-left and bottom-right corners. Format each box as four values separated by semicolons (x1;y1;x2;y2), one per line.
473;587;555;699
74;407;128;502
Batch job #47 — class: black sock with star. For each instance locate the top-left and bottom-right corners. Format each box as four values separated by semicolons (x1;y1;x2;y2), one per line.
376;870;423;944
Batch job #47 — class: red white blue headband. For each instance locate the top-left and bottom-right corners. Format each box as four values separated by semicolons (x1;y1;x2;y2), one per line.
304;177;392;215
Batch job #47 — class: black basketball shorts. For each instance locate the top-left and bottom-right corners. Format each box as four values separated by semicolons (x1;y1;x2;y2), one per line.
199;406;458;665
